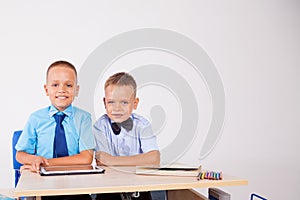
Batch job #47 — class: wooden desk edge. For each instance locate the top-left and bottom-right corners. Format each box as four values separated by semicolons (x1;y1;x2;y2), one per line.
14;168;248;197
14;179;248;197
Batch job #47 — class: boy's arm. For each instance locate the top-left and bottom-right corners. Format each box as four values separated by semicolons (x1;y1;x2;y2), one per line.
47;149;94;166
16;150;94;172
96;150;160;166
16;151;49;172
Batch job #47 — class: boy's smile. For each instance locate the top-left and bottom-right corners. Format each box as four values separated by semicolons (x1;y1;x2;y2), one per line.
56;94;69;101
56;96;67;99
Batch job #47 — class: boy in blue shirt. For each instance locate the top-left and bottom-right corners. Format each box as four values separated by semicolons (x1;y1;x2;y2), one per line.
93;72;160;200
16;60;94;200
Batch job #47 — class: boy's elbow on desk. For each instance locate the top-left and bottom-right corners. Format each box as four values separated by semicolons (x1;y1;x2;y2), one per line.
79;149;94;164
149;150;161;165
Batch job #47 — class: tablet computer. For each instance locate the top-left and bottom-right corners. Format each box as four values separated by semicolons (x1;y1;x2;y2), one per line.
40;165;105;176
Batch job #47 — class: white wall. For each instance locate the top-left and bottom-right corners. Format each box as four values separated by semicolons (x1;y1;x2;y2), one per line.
1;1;299;199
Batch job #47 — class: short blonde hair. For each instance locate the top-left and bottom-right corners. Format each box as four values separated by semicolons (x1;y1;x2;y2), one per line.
105;72;137;96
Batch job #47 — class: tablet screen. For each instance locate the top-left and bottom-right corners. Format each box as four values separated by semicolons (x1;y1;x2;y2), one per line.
40;165;105;176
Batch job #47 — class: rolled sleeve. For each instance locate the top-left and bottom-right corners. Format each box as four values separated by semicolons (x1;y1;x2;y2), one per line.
93;119;111;153
78;113;95;152
139;123;159;153
15;114;37;154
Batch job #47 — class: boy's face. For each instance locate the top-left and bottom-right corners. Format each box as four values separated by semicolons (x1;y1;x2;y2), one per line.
104;85;139;123
44;65;79;111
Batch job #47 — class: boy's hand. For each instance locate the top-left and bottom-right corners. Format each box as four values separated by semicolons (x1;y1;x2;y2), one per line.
16;151;49;172
28;155;49;172
20;164;36;173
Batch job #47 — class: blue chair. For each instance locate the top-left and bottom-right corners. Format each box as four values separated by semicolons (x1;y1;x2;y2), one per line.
12;130;23;187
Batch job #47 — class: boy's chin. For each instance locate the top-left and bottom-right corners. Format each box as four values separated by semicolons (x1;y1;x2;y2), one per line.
113;119;125;123
53;103;71;111
110;116;130;123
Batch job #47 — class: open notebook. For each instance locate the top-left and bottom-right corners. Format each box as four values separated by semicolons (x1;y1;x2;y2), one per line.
136;163;201;177
40;165;105;176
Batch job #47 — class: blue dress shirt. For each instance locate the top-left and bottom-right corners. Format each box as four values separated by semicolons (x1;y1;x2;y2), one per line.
16;105;95;158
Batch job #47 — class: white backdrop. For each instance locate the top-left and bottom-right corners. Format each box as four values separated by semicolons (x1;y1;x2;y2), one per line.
1;1;300;199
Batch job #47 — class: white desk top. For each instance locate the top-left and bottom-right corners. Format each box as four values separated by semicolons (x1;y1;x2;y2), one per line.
14;166;248;197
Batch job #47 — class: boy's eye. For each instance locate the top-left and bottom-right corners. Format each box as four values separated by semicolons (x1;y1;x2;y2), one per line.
107;101;114;105
66;84;73;88
52;83;59;87
106;101;129;106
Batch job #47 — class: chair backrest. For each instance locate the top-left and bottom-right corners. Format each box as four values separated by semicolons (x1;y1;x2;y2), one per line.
12;130;23;187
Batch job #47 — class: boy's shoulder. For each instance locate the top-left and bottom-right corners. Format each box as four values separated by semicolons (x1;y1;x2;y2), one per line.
95;114;109;123
72;106;91;116
93;114;109;131
132;113;150;126
29;107;50;119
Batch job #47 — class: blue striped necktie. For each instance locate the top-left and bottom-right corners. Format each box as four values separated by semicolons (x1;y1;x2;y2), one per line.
53;113;69;158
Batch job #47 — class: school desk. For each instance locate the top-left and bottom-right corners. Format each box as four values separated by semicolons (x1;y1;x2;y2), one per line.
14;166;248;200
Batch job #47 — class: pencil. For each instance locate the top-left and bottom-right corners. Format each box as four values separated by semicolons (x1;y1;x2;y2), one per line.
197;172;201;180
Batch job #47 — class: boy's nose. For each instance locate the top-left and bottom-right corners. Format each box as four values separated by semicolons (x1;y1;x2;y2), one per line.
112;103;122;111
58;85;66;92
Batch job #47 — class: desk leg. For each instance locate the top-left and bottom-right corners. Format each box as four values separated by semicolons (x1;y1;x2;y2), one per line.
167;189;208;200
36;196;42;200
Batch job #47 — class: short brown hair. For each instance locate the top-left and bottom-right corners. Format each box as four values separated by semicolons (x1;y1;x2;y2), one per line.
105;72;137;96
46;60;77;82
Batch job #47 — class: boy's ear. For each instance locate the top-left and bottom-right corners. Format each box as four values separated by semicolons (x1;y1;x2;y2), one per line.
44;84;49;96
75;85;80;97
103;97;106;108
133;97;139;109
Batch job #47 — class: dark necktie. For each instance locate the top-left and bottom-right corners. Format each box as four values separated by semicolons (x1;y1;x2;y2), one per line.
111;118;133;135
53;113;69;158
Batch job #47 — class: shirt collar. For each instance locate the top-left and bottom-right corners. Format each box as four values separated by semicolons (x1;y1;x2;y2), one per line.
49;105;73;118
